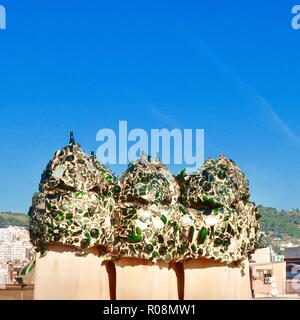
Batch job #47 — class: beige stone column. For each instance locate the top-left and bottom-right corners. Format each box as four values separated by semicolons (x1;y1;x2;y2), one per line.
114;258;179;300
34;245;111;300
183;258;252;300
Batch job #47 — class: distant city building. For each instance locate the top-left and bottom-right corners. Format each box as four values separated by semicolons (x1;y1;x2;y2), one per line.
273;255;285;263
250;246;286;297
280;242;295;249
284;246;300;294
0;228;12;242
0;267;7;289
0;227;33;286
0;226;30;242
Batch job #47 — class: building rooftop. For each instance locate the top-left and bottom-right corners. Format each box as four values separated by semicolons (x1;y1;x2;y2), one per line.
284;247;300;259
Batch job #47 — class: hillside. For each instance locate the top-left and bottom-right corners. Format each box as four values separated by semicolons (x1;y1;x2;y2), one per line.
258;205;300;253
258;205;300;239
0;212;29;228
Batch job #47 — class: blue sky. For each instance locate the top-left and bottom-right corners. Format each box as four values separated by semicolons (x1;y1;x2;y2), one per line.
0;0;299;212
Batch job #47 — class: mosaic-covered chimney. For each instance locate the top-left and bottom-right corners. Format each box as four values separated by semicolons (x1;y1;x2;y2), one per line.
113;153;183;262
27;135;261;300
28;132;116;256
176;155;261;264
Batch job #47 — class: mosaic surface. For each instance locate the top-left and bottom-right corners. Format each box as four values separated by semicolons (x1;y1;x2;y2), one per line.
118;153;180;206
177;155;261;264
113;154;183;262
29;133;116;255
178;155;250;210
28;137;261;264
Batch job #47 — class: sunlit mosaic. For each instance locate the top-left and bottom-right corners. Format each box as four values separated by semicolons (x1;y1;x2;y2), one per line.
177;155;261;264
113;154;183;262
177;155;250;210
28;137;261;264
29;133;116;255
